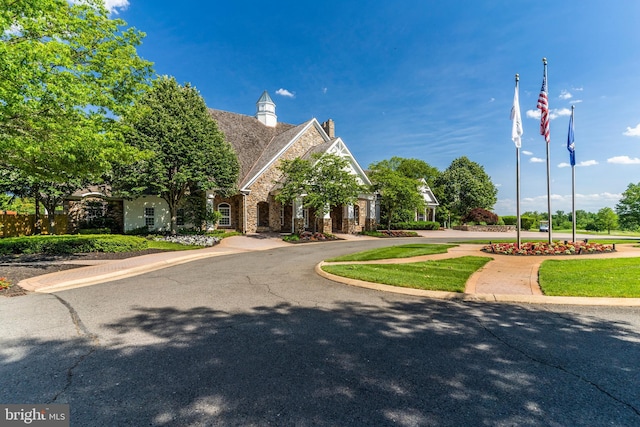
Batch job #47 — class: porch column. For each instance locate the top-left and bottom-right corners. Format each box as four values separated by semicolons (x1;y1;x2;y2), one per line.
321;205;332;234
206;194;215;231
365;196;377;231
293;197;305;234
343;204;355;233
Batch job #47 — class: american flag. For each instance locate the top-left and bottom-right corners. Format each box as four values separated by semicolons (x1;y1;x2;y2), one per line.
537;67;550;143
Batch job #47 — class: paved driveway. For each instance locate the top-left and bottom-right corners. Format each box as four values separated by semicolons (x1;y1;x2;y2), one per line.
2;239;640;426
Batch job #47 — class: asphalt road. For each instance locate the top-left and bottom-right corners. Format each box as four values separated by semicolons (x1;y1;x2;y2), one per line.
2;238;640;426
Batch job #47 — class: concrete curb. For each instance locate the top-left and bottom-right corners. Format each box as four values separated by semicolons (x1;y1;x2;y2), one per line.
315;261;640;307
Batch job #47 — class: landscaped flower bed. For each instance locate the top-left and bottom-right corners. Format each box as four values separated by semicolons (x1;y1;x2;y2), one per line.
482;241;615;256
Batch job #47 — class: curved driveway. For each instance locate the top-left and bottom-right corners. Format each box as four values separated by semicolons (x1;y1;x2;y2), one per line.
2;237;640;426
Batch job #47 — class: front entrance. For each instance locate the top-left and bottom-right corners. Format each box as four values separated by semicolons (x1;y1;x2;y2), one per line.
330;205;342;233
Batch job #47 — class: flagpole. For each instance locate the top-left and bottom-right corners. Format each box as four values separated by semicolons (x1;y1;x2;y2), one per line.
543;58;552;244
571;105;576;243
515;74;521;249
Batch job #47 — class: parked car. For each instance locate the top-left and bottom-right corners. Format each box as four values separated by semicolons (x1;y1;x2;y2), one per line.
539;221;549;232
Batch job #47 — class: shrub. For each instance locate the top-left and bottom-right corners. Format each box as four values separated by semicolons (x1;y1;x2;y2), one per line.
0;235;148;255
520;216;535;230
462;208;498;225
78;228;111;235
501;216;517;225
379;221;440;230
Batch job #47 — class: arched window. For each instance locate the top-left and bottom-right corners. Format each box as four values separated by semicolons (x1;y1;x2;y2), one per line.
218;203;231;227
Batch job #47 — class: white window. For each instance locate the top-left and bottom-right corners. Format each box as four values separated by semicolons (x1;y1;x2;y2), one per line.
218;203;231;226
144;207;155;227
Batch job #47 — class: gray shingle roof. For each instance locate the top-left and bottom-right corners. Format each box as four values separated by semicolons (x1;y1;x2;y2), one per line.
208;109;297;188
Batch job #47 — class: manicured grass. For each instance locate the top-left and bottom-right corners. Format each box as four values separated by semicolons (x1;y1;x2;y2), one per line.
539;258;640;297
325;244;455;262
322;256;491;293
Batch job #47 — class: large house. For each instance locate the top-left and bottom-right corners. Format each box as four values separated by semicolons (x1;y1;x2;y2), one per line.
115;91;376;234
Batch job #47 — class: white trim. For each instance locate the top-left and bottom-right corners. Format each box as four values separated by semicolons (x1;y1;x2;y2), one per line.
319;137;372;186
240;119;330;192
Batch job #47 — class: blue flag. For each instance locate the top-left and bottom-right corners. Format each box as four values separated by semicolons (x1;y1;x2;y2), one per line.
567;107;575;166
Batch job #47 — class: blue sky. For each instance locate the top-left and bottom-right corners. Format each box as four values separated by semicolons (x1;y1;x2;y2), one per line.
109;0;640;215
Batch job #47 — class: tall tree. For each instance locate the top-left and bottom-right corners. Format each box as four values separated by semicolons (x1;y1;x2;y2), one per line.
616;182;640;231
372;157;440;187
595;207;618;234
0;0;152;183
368;160;425;230
276;153;363;232
112;76;239;235
435;156;497;220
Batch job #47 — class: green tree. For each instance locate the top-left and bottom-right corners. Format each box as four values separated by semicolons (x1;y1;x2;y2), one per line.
616;182;640;231
1;0;152;183
595;207;618;234
368;161;425;230
276;153;363;232
435;157;497;220
373;157;440;187
112;76;239;235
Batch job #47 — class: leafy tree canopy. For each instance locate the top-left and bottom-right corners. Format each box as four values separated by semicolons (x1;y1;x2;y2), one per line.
276;153;364;222
112;76;239;234
368;160;425;230
616;182;640;231
0;0;153;182
435;156;497;218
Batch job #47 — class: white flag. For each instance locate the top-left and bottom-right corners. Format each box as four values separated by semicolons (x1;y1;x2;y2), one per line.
511;82;523;148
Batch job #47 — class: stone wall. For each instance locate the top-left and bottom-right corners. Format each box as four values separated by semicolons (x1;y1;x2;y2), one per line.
242;125;326;233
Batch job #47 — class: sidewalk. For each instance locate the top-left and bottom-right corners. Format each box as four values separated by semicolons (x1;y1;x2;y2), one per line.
18;231;640;306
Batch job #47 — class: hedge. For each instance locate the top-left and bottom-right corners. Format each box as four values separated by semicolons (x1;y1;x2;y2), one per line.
380;221;440;231
0;235;148;255
499;216;535;230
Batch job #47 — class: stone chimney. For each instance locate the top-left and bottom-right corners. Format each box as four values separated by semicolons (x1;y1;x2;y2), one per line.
321;119;335;138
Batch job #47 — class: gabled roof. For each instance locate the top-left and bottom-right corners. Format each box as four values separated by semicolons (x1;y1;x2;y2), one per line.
209;109;295;188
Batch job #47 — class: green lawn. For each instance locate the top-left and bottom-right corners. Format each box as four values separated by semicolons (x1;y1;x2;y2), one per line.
539;258;640;297
326;244;455;262
322;256;491;293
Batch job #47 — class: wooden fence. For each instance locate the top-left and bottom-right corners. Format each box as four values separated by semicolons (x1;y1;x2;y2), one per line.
0;212;69;238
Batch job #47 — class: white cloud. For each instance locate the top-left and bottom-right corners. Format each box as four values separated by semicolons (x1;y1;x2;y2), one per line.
623;123;640;137
275;88;295;98
323;87;328;94
103;0;129;13
550;108;571;120
525;108;571;120
578;160;598;167
522;150;533;156
560;160;598;168
559;90;572;100
607;156;640;164
489;97;495;103
530;157;545;163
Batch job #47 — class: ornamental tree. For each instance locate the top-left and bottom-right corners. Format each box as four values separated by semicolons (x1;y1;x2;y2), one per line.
0;0;152;183
368;161;425;230
112;76;239;235
276;153;364;232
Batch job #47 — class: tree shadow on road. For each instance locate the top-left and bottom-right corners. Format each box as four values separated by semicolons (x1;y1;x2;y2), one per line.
2;299;640;426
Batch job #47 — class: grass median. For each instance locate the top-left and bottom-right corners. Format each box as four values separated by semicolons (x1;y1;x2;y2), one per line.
322;256;491;293
326;244;455;262
539;258;640;297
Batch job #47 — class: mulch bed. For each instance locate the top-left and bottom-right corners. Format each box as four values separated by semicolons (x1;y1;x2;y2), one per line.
0;249;167;297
